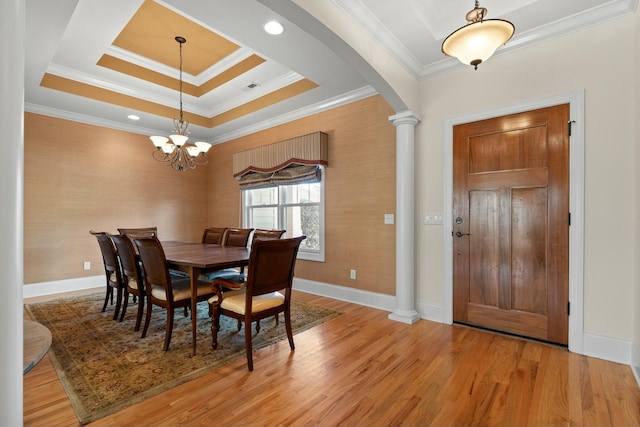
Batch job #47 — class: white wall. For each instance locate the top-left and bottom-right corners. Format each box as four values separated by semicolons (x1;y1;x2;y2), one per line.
2;0;24;425
633;3;640;382
417;15;637;341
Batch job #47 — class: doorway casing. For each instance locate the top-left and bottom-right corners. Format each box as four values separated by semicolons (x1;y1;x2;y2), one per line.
442;90;585;354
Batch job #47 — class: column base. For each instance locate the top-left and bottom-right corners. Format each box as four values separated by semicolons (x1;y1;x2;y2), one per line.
388;309;421;324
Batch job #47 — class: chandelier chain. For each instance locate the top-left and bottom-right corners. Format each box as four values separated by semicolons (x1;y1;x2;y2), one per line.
178;37;184;124
149;36;211;172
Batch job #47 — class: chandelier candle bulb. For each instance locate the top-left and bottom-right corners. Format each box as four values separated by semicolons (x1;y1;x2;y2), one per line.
150;136;168;147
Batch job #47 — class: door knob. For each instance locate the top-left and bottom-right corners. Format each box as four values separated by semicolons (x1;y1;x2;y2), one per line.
455;231;470;237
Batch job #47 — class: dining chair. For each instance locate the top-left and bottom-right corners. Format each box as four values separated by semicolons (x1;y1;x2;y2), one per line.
199;227;254;283
120;226;191;282
90;231;125;321
110;234;146;331
251;229;286;245
118;227;158;238
223;228;254;247
132;235;216;351
202;227;227;244
208;235;306;371
240;228;287;288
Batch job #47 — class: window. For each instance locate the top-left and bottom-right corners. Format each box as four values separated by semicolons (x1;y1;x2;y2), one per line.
242;167;325;262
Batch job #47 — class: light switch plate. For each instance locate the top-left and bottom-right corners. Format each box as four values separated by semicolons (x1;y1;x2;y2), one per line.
384;213;394;224
423;213;444;225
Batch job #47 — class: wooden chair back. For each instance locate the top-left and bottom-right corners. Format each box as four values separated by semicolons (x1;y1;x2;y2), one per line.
118;227;158;238
245;236;305;299
110;234;141;283
131;235;172;299
202;227;227;244
224;228;254;247
90;231;121;281
90;230;124;320
110;233;146;329
251;229;286;245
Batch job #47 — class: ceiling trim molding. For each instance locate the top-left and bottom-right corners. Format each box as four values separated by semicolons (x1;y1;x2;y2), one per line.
331;0;423;80
44;63;306;119
105;44;257;86
25;85;378;145
105;45;198;84
45;63;196;110
24;102;162;138
213;85;378;144
496;0;638;57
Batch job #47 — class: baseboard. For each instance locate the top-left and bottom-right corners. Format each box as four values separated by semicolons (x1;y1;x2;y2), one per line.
293;278;396;312
632;341;640;388
583;332;633;365
415;300;445;323
23;276;104;299
294;278;447;324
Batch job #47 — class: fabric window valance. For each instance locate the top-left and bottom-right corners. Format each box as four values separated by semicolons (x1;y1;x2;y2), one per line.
233;131;328;189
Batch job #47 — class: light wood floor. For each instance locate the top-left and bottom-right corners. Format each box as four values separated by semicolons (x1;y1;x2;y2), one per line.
24;291;640;426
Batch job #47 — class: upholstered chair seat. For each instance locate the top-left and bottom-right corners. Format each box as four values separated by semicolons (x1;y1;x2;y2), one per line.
208;290;284;314
149;279;212;302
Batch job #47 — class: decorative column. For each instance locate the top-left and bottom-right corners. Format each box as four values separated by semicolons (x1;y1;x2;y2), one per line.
1;0;25;424
388;111;421;324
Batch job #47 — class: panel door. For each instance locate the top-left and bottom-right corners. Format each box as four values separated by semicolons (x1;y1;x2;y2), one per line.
452;104;570;345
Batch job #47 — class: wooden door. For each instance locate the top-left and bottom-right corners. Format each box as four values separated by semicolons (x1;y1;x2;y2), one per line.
453;104;569;345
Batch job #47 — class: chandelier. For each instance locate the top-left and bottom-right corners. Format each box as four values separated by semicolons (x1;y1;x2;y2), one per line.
149;36;211;172
441;1;515;70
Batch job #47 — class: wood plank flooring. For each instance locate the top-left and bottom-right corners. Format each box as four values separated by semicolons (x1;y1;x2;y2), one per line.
24;291;640;426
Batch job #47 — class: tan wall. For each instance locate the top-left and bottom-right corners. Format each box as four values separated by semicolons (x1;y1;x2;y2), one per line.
207;95;397;295
24;113;209;284
24;95;396;295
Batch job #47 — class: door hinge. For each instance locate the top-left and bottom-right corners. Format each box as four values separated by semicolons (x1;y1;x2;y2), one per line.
567;301;571;316
568;120;576;136
568;212;571;226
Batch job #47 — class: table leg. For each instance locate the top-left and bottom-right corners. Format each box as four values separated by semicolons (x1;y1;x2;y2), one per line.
191;266;200;355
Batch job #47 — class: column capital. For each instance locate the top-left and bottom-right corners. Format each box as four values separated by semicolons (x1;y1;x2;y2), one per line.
389;110;421;127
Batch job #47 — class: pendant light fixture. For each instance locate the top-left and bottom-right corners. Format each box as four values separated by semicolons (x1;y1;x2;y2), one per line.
441;1;515;70
149;36;212;172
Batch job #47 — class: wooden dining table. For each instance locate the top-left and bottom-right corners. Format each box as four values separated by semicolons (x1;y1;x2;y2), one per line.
161;240;250;354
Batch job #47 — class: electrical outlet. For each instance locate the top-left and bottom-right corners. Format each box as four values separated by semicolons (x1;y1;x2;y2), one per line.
350;269;357;280
83;261;91;271
384;213;394;224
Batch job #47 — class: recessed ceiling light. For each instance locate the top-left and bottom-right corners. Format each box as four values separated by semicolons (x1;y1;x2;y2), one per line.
128;114;140;121
264;20;284;35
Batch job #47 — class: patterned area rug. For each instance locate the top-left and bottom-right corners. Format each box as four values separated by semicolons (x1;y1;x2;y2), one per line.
25;293;341;425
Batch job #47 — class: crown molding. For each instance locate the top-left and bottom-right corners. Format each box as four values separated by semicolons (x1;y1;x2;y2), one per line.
24;102;164;137
212;85;377;143
25;85;378;145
